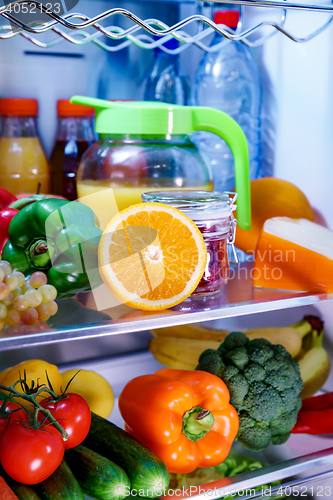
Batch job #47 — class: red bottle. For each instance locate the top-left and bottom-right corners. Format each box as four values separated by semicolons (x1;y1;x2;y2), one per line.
49;100;95;201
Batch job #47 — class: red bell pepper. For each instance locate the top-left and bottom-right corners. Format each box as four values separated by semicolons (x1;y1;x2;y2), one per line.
291;391;333;435
0;208;19;254
301;392;333;412
0;187;17;211
291;408;333;435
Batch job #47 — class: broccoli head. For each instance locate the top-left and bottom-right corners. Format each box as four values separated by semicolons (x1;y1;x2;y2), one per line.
196;332;303;452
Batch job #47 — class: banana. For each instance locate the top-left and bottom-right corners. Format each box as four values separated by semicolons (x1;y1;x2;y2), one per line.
150;315;317;359
149;316;330;402
299;330;331;399
245;317;314;358
151;324;228;341
149;337;222;370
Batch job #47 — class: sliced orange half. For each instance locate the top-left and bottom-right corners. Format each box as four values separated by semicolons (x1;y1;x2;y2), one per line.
98;203;207;310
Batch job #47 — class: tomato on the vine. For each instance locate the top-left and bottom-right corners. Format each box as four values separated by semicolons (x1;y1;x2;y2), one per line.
0;401;27;441
40;393;91;449
0;422;65;484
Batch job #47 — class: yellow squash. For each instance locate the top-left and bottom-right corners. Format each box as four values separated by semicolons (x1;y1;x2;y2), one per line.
61;369;114;419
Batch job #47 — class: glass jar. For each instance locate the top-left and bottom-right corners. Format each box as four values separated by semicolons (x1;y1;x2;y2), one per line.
141;190;238;296
49;100;95;201
0;98;49;195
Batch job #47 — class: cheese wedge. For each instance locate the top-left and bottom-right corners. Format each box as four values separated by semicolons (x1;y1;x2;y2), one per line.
253;217;333;293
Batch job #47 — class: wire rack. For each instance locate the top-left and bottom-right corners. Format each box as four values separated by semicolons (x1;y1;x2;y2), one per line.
0;0;332;52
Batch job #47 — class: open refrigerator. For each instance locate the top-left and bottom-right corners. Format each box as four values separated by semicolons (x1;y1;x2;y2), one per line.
0;0;333;498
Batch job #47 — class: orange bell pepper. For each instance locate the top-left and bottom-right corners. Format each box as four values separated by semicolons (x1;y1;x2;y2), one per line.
118;368;239;474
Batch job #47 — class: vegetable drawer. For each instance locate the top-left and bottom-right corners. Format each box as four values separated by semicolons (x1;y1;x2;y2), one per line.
59;349;333;500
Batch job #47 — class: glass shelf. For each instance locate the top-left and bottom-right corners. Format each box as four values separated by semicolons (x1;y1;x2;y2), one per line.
1;261;332;352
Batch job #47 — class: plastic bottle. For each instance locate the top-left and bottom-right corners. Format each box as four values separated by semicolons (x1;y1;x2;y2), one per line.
142;38;191;105
49;100;95;201
0;98;50;195
193;10;262;192
98;48;137;101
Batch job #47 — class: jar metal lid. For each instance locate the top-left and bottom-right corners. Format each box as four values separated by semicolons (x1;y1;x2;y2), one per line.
141;190;237;221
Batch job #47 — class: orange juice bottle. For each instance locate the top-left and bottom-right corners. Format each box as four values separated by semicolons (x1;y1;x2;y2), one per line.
0;98;50;195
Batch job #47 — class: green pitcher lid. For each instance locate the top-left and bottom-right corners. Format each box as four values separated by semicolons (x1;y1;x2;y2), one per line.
71;96;194;135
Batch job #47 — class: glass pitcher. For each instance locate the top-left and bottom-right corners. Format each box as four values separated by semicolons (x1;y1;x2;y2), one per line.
71;97;251;231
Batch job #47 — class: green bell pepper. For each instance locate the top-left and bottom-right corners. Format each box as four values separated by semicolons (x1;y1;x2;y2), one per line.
2;198;103;299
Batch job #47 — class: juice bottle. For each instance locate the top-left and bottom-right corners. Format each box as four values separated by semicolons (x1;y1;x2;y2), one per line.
49;100;95;200
0;98;49;195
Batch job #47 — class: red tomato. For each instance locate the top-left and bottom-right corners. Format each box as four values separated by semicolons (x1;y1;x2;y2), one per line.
0;402;26;441
0;422;65;484
40;393;91;449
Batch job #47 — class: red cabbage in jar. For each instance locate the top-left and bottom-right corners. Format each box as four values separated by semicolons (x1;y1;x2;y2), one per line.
194;219;231;295
141;190;238;297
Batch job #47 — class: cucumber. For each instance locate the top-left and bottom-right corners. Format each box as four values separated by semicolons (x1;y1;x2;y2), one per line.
83;412;170;498
0;465;42;500
33;460;84;500
0;467;41;500
7;482;42;500
65;444;131;500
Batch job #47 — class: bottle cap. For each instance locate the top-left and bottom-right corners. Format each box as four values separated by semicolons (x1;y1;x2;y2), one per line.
0;98;38;116
213;11;240;29
57;100;95;117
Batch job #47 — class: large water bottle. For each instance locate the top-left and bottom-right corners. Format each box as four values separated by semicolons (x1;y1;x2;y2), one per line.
193;10;262;192
142;38;191;105
98;47;137;100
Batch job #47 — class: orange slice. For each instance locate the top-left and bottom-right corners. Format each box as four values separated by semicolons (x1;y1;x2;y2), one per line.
98;203;207;310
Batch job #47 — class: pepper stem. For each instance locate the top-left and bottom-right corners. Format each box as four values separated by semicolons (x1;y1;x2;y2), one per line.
27;238;55;269
183;405;214;443
33;241;48;255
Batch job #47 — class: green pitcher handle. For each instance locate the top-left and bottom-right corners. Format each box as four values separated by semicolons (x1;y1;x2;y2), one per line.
192;107;251;230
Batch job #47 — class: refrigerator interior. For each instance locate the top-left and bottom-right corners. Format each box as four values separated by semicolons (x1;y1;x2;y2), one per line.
0;0;333;498
0;0;332;224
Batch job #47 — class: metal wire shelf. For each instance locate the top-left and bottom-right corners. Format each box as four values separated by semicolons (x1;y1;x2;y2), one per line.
0;0;332;52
